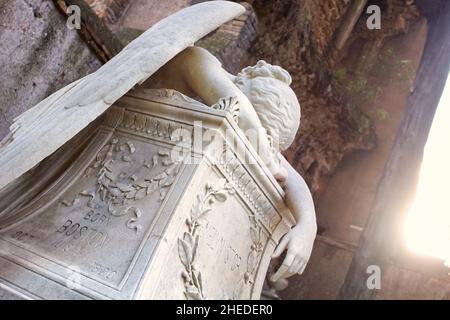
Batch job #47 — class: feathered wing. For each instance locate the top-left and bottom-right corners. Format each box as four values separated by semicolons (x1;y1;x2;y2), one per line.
0;1;245;190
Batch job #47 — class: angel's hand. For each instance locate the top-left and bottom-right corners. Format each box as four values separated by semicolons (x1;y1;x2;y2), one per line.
270;225;315;282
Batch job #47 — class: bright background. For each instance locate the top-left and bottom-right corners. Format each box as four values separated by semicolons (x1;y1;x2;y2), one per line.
405;72;450;264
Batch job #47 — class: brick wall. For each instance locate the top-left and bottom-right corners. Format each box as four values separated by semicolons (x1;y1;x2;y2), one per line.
196;2;258;73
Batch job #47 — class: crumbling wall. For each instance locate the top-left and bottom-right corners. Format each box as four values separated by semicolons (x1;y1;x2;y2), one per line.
85;0;130;24
246;0;427;300
245;0;376;196
196;2;257;73
309;0;350;56
0;0;101;140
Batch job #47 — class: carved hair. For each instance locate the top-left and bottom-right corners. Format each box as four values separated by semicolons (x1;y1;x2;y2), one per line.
234;60;301;151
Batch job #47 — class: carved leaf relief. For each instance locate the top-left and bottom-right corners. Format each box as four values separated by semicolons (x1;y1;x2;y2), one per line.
61;137;182;233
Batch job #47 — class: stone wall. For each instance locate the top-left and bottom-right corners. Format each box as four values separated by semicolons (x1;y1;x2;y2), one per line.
0;0;255;141
0;0;101;141
85;0;130;24
309;0;350;56
82;1;257;74
196;2;258;73
245;0;375;197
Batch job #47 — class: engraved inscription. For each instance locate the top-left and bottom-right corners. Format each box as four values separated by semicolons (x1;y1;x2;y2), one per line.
50;218;109;255
62;138;182;234
177;180;235;300
204;222;242;272
10;231;36;244
89;262;117;280
1;134;186;287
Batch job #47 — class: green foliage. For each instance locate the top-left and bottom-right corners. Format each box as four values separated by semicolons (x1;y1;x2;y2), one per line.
327;44;421;127
373;46;416;87
332;72;381;108
328;48;421;125
375;108;389;121
332;67;347;82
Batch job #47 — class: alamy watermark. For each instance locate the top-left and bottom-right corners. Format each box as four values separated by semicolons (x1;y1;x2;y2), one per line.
156;120;282;169
366;5;381;30
65;4;382;31
66;5;81;30
366;264;381;290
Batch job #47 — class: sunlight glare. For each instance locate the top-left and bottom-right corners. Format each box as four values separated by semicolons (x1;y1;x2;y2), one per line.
405;72;450;263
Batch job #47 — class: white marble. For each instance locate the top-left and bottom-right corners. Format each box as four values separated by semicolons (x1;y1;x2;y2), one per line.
0;1;318;299
0;89;294;299
142;46;317;281
0;1;245;191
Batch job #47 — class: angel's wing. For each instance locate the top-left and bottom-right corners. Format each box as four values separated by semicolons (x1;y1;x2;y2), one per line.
0;1;245;190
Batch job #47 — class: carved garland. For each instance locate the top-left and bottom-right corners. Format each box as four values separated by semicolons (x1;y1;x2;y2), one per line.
62;138;181;233
178;179;264;300
178;180;234;300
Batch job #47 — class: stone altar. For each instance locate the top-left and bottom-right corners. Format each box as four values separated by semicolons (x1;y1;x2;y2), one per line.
0;1;317;300
0;89;294;299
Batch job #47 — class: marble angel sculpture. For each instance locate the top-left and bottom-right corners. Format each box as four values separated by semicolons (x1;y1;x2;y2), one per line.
143;47;317;281
0;1;316;281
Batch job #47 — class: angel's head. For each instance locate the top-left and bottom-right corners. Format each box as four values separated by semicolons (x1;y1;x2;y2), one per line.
233;60;301;151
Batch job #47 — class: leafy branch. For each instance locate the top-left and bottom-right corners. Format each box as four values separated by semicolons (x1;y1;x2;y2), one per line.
178;180;234;300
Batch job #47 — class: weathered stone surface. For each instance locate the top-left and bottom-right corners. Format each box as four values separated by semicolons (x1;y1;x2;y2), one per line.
0;89;294;299
105;0;258;74
86;0;131;24
0;0;102;141
117;0;193;31
197;2;258;73
0;1;245;191
0;2;312;300
56;0;125;61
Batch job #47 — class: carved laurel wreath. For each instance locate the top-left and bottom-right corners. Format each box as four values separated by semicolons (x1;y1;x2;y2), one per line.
178;179;264;300
177;180;234;300
62;138;181;233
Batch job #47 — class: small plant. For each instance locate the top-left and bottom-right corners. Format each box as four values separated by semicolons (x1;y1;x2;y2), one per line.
376;108;389;121
333;67;347;82
373;46;417;87
366;108;390;121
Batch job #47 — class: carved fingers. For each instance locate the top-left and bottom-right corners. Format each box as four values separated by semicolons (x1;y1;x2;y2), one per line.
270;234;296;282
271;254;307;282
270;253;295;283
289;256;304;274
270;228;313;282
271;233;289;259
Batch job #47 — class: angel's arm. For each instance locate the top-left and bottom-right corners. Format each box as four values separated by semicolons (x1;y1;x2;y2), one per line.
270;155;317;281
150;47;317;280
151;46;280;174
